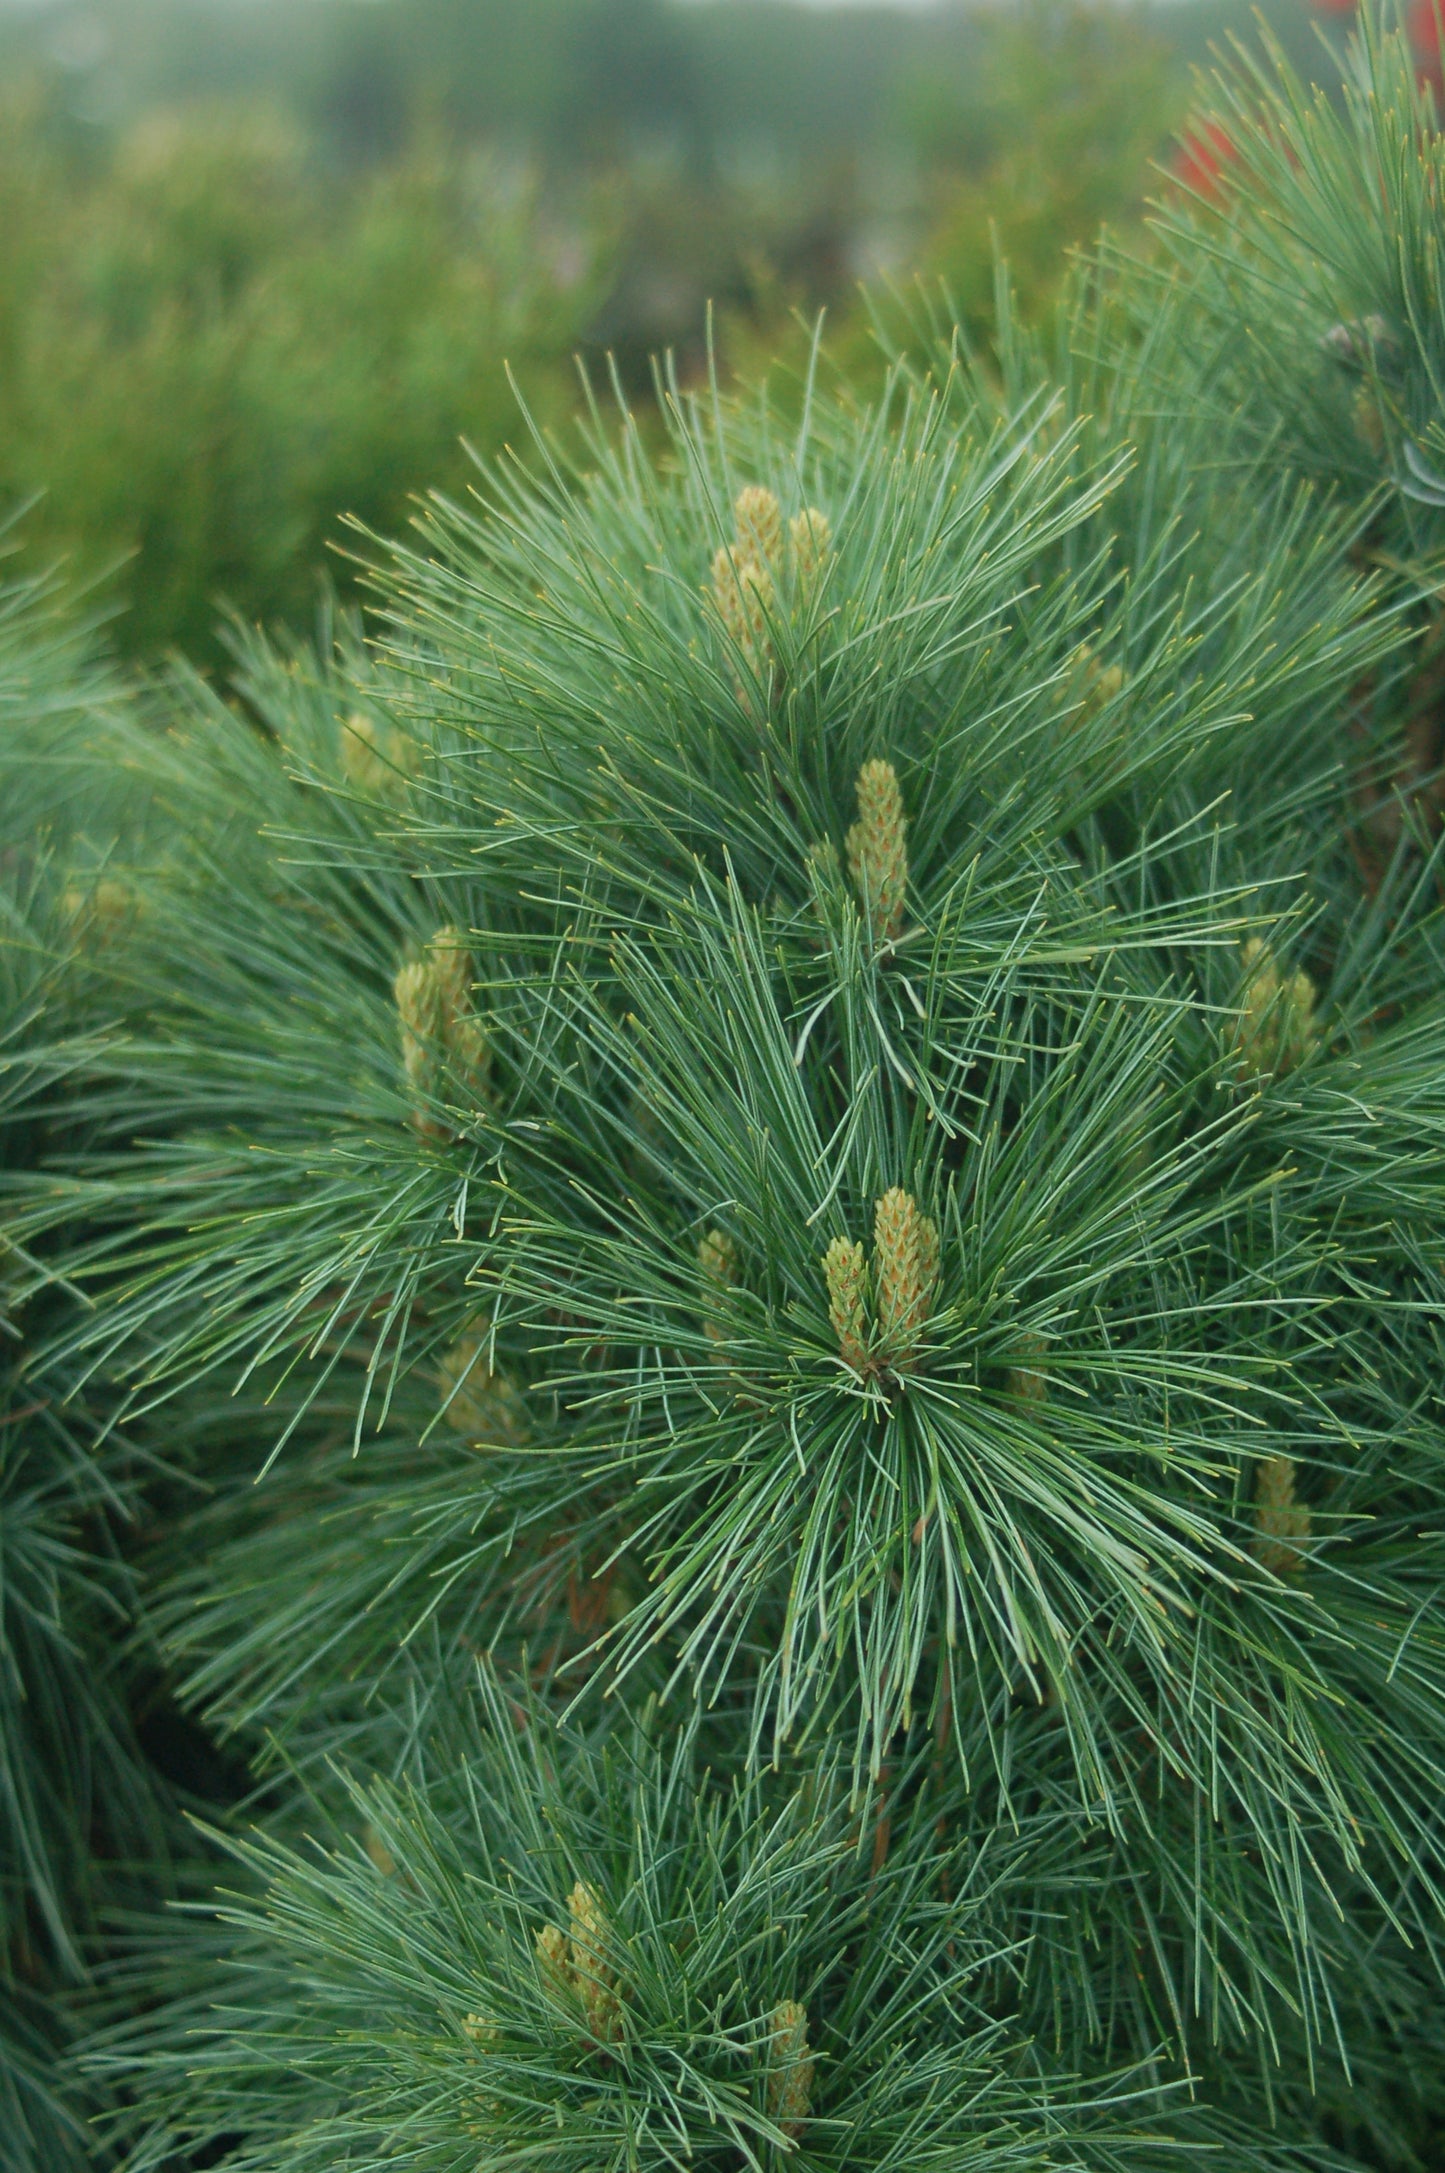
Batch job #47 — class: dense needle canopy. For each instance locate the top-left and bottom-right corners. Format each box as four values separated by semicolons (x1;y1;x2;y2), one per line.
15;13;1445;2168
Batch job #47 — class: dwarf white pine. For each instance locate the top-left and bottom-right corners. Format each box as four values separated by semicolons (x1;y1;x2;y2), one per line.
29;13;1445;2166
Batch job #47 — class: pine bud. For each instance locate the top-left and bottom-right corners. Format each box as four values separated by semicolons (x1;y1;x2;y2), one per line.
427;926;473;1018
535;1919;572;1990
394;957;445;1122
789;506;832;583
803;837;845;927
712;545;775;670
823;1235;870;1374
362;1824;397;1878
1006;1331;1050;1404
567;1879;623;2042
845;759;908;947
698;1227;739;1348
1060;644;1125;727
448;1011;491;1088
61;876;135;947
428;926;491;1098
1352;384;1386;459
698;1228;738;1289
1322;313;1393;369
873;1188;940;1361
1252;1454;1310;1578
766;1999;815;2140
340;710;416;799
395;930;490;1134
734;485;784;569
436;1323;528;1445
1233;938;1319;1080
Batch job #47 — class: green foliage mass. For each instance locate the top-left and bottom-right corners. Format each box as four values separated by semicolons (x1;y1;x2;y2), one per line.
10;13;1445;2173
0;535;180;2167
103;1673;1252;2173
0;96;599;663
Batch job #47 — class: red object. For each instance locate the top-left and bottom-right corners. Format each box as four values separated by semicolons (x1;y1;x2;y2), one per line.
1410;0;1444;90
1171;122;1238;199
1410;0;1442;47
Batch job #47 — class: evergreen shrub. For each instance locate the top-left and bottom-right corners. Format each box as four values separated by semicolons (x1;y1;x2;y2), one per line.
13;13;1445;2168
0;542;176;2168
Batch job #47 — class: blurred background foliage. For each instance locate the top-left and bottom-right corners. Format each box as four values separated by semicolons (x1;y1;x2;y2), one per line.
0;0;1337;663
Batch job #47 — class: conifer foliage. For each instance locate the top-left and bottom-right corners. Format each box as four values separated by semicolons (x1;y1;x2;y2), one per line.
0;550;174;2168
12;12;1445;2170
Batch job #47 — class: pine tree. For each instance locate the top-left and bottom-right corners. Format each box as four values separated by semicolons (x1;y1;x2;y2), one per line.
0;542;177;2169
27;11;1445;2168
